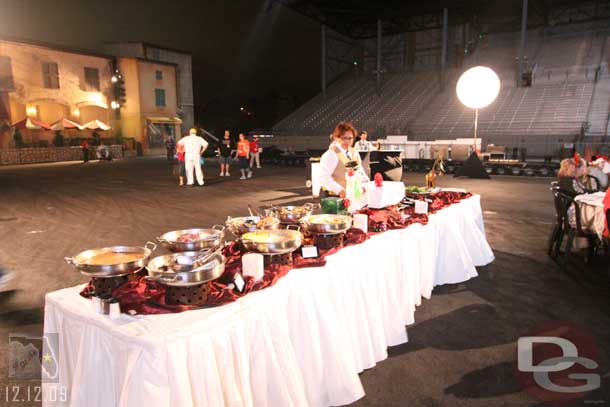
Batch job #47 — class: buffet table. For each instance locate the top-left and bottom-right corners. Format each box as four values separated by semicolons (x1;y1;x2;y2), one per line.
43;195;493;407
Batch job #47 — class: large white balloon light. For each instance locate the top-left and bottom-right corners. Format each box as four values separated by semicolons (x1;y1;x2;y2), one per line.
456;66;501;109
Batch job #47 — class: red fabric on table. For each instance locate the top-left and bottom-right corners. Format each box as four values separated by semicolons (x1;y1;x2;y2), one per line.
79;191;470;315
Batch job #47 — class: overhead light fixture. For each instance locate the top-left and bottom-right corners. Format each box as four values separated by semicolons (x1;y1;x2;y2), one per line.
111;76;118;83
110;101;120;110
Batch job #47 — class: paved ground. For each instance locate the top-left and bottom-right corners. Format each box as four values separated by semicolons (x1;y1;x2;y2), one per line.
0;157;608;406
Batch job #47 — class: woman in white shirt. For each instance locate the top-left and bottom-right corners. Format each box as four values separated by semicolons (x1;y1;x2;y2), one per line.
319;122;370;199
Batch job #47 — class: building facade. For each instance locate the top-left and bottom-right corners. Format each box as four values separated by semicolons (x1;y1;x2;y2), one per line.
105;42;194;135
0;37;185;155
0;37;113;148
117;57;182;154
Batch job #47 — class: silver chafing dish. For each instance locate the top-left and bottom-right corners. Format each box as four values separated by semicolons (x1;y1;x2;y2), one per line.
157;226;225;252
225;215;280;236
299;214;353;234
267;203;320;223
241;227;303;254
146;250;226;287
65;242;157;277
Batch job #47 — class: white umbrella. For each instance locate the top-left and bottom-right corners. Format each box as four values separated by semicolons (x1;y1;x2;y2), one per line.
82;120;111;131
50;118;83;131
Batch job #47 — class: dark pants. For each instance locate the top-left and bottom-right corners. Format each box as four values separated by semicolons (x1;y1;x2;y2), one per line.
166;148;174;161
239;156;249;170
83;148;89;163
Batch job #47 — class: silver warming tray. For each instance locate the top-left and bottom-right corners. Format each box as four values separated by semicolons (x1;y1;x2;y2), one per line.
146;251;226;287
157;225;225;252
241;227;303;254
225;215;280;236
299;214;353;234
65;242;157;277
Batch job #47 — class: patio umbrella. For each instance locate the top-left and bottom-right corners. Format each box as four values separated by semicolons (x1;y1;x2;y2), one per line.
50;118;83;131
82;120;111;131
12;117;51;130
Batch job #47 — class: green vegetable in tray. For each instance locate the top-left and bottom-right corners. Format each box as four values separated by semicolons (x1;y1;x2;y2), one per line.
405;185;428;194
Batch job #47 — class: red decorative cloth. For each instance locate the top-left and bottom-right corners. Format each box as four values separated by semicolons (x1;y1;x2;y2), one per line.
79;191;470;315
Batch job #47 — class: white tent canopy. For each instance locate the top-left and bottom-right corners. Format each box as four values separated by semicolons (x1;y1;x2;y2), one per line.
82;120;111;131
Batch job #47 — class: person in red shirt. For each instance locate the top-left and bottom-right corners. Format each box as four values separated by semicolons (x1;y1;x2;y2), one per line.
237;133;252;179
81;140;89;163
249;135;261;169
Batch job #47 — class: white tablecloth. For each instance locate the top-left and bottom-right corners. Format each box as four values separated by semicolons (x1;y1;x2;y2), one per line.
43;195;494;407
575;192;606;238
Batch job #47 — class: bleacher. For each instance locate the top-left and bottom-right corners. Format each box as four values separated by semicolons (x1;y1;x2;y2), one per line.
272;27;610;156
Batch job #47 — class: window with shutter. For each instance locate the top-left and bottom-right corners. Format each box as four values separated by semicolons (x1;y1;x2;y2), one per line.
42;62;60;89
0;56;14;90
155;89;166;107
84;67;100;91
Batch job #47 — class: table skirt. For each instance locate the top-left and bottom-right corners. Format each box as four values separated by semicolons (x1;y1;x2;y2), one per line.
43;195;494;407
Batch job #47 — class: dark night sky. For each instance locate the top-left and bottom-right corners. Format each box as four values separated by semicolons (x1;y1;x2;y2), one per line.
0;0;321;130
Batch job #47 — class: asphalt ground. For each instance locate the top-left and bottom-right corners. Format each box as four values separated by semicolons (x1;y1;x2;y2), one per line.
0;156;608;407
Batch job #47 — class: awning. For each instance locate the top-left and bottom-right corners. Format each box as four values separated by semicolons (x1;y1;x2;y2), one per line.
50;118;83;131
82;120;111;131
12;118;51;130
146;116;183;124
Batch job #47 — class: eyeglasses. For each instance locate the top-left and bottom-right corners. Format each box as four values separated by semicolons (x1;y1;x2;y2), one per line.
341;137;354;141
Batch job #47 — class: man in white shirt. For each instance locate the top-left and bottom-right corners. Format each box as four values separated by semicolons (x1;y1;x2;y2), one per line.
319;122;369;198
355;131;376;151
181;128;208;186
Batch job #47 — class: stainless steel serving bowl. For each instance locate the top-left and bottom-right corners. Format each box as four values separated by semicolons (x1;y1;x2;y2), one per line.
299;214;353;234
157;225;225;252
146;252;226;287
268;203;319;223
65;242;157;277
241;228;303;254
225;216;280;236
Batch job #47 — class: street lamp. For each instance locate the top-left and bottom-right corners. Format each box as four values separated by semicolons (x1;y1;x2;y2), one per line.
456;66;500;152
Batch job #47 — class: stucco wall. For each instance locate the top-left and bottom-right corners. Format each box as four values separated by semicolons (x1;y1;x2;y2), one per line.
144;46;194;133
0;40;113;125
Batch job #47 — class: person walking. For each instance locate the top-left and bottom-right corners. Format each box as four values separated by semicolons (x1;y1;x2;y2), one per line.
249;135;262;169
81;139;89;163
176;138;186;186
182;128;208;186
165;137;176;161
217;130;234;176
237;133;252;179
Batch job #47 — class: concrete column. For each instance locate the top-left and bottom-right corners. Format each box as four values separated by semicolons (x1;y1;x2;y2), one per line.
441;8;448;90
321;24;327;98
376;19;382;90
518;0;529;87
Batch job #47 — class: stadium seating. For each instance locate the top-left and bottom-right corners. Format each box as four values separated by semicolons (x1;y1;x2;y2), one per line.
272;27;610;156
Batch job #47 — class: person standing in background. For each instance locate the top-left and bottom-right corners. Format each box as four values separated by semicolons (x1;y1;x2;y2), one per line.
81;139;89;163
176;138;186;186
249;135;262;169
182;128;208;186
217;130;234;176
237;133;252;180
165;137;176;161
355;131;376;151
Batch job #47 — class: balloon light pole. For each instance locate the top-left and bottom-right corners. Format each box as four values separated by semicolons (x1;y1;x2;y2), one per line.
456;66;501;153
